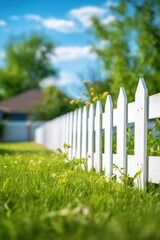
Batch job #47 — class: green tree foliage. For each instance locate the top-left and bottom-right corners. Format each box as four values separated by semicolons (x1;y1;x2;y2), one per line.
91;0;160;102
32;86;74;120
0;33;57;99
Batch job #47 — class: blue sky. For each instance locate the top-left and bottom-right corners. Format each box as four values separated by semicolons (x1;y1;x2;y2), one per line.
0;0;117;97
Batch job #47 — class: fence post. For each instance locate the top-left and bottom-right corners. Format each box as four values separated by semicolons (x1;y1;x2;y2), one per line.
135;78;148;188
82;106;88;159
68;112;73;159
103;95;113;176
72;110;77;158
95;100;102;172
76;108;82;158
116;87;127;181
88;104;94;170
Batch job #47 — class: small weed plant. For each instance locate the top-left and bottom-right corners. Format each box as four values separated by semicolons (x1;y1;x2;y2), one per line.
69;80;109;109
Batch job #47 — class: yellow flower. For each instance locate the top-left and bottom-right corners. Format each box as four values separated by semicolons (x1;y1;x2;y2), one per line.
92;96;98;102
90;87;94;92
85;101;90;106
103;91;109;97
90;92;95;96
70;99;75;105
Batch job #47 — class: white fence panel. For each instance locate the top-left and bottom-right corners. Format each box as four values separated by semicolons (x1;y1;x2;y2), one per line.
35;78;160;188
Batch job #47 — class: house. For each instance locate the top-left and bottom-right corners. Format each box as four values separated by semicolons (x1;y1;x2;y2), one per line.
0;89;44;121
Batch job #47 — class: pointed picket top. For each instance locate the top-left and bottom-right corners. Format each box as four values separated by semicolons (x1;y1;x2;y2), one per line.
105;95;113;112
83;105;88;117
136;78;148;98
96;100;102;115
117;87;127;105
89;103;94;116
73;109;77;120
78;108;82;118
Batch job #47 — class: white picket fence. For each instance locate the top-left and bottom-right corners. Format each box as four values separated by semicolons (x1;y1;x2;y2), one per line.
1;121;44;142
35;78;160;188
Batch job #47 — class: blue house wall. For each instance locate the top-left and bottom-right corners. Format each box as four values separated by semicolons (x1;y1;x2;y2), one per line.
0;112;2;121
7;113;28;121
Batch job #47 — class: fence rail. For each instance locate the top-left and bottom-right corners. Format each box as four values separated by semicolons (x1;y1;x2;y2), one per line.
35;78;160;188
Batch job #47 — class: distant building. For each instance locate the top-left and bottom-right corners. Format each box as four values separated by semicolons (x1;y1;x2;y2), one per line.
0;89;44;121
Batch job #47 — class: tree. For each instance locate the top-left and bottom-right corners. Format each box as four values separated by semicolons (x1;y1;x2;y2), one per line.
91;0;160;102
32;86;74;120
0;33;57;99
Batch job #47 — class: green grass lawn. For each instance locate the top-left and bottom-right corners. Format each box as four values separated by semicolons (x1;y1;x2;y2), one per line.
0;142;160;240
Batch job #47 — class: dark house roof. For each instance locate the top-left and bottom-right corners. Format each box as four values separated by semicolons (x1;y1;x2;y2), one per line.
0;89;44;113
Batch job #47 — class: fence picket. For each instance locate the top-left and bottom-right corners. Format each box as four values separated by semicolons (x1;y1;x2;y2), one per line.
88;104;94;170
76;108;82;158
103;95;113;176
95;100;102;172
116;87;127;181
72;110;77;158
61;116;64;149
68;112;73;159
135;78;148;188
82;106;88;159
65;113;69;145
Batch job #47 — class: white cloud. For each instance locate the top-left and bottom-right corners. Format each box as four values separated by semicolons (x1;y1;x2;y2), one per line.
69;6;106;27
24;5;115;33
51;45;95;63
40;71;80;88
10;15;20;21
25;14;42;21
102;15;116;24
24;6;113;33
42;18;76;33
25;14;77;33
0;20;7;26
